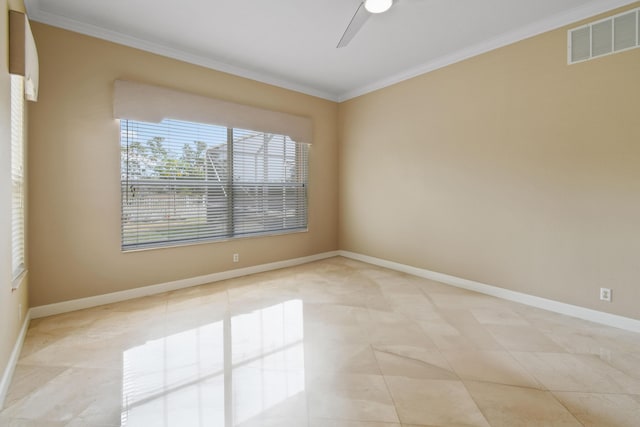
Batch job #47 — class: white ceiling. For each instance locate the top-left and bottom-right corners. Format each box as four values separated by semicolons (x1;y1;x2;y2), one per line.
25;0;636;101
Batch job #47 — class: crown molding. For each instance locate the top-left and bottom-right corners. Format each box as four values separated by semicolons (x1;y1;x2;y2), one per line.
25;0;638;103
23;0;340;102
339;0;639;101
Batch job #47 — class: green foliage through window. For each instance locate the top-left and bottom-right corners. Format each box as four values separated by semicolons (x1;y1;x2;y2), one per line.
120;119;309;250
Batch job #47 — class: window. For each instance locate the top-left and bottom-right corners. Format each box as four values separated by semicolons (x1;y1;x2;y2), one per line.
120;119;309;250
11;74;26;284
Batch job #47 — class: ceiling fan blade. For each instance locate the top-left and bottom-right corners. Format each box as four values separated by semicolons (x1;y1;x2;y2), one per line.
336;2;371;48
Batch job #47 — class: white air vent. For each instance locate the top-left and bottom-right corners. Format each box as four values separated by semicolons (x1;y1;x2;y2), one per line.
568;7;639;64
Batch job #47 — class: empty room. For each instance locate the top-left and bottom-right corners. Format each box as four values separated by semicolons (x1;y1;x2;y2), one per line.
1;0;639;425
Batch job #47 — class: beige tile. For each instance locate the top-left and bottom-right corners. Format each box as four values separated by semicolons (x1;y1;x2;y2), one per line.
400;425;459;427
2;364;68;408
417;316;459;337
373;345;456;380
304;302;370;325
2;367;121;423
17;330;64;361
122;374;226;426
541;326;635;355
298;275;377;308
598;352;640;380
18;335;128;369
305;340;381;374
307;374;398;423
103;292;168;315
304;321;369;344
511;352;640;393
309;420;400;427
5;258;640;427
166;282;228;314
384;377;489;426
410;276;469;295
27;308;102;333
465;381;582;426
399;425;443;427
231;366;308;423
72;382;123;426
470;307;530;326
362;308;414;325
361;317;436;348
360;267;410;284
236;416;309;427
386;295;439;322
515;306;589;332
485;325;565;352
442;350;541;389
553;392;640;427
599;328;640;353
303;303;370;343
65;419;120;427
422;310;504;351
428;292;503;310
227;281;267;305
163;309;227;338
0;417;67;427
85;309;166;340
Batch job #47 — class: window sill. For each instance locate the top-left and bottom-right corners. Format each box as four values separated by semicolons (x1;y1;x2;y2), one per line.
12;269;27;291
121;228;309;253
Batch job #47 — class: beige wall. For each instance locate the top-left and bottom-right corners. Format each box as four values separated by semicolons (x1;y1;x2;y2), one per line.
26;3;640;321
28;23;339;307
1;0;29;392
339;4;640;320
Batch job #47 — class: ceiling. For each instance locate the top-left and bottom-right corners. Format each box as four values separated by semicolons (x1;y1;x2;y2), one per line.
25;0;635;101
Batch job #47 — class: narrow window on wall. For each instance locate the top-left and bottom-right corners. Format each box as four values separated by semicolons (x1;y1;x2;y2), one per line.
11;74;26;286
120;119;309;250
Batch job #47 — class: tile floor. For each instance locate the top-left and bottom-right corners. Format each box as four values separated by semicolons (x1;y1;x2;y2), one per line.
1;256;639;426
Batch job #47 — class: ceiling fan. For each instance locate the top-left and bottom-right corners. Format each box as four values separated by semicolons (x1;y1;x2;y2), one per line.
337;0;395;48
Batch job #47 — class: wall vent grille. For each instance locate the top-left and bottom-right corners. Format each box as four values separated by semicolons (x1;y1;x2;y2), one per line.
568;7;639;64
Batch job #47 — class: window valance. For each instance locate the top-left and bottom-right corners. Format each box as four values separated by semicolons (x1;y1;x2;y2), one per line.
9;10;39;101
113;80;313;143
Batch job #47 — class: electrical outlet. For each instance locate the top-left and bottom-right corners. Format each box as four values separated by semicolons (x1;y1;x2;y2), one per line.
233;253;239;263
599;287;612;302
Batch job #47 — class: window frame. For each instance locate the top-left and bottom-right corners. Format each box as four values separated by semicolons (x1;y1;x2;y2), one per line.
10;74;26;288
119;118;309;251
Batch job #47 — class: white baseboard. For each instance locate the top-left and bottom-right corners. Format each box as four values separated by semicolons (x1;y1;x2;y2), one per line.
339;250;640;333
0;308;32;410
31;251;340;319
28;248;640;331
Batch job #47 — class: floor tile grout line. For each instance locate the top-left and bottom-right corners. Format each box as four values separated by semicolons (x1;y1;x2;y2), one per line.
5;257;640;426
372;348;404;425
545;389;588;427
451;377;494;427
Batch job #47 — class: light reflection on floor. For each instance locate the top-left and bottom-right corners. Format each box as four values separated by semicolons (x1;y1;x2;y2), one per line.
121;300;304;426
5;258;640;426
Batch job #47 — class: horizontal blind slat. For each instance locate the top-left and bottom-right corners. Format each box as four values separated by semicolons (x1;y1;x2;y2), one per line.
121;119;308;250
11;75;25;280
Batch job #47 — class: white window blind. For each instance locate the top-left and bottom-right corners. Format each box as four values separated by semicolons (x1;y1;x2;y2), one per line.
121;119;309;250
11;74;26;281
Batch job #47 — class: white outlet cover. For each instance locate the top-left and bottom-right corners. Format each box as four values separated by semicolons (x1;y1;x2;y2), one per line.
600;288;612;302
